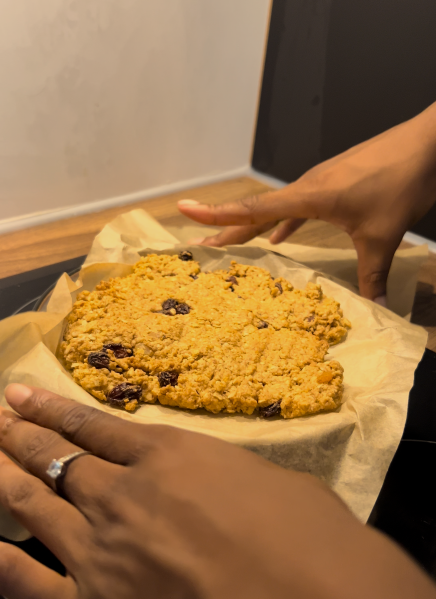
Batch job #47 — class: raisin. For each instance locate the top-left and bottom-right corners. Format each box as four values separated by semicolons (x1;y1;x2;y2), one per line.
107;383;142;407
275;282;283;294
88;351;110;369
178;250;193;261
190;274;198;280
175;303;190;315
162;299;178;311
257;320;268;329
226;276;238;286
161;299;190;315
259;401;282;419
158;371;179;387
103;343;132;358
306;315;315;323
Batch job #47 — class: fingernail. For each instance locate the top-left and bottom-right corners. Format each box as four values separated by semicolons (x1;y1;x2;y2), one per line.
5;384;33;407
188;237;205;245
374;295;387;308
178;199;200;206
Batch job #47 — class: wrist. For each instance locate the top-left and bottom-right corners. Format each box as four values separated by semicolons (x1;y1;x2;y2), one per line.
412;101;436;159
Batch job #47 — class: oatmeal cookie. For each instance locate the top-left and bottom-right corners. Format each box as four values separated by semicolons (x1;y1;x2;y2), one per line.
60;253;350;418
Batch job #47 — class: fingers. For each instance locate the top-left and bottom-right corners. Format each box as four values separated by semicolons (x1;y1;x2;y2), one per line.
178;185;317;227
0;406;118;515
0;542;75;599
0;452;89;570
269;218;307;244
5;385;150;464
189;222;278;247
353;234;401;302
1;406;87;488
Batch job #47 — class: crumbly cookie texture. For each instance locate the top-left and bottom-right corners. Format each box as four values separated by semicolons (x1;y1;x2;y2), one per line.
60;253;350;419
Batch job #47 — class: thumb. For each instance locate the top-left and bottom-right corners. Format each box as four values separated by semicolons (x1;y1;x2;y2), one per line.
177;184;320;227
353;235;401;303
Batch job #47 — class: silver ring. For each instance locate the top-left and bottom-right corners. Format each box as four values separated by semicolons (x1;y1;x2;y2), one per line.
46;451;92;498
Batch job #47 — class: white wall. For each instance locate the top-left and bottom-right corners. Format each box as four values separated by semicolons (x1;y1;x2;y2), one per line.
0;0;270;222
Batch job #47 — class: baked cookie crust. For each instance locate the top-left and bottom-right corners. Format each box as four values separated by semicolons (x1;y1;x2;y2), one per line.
60;253;350;419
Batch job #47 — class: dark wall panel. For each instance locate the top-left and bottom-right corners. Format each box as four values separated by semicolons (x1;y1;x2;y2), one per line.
321;0;436;158
253;0;436;240
253;0;331;181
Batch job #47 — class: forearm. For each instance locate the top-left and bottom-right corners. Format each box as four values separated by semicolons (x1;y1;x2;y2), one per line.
398;100;436;173
415;100;436;148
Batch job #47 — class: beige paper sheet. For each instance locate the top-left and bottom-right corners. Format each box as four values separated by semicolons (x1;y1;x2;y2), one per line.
0;209;428;541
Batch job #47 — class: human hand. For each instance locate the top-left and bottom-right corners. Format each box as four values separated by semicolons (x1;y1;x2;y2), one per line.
178;103;436;302
1;385;436;599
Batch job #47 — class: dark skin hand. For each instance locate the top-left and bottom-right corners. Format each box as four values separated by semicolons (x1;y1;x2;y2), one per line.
0;384;436;598
178;102;436;304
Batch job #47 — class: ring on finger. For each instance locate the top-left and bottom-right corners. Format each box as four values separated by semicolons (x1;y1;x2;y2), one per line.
46;451;93;499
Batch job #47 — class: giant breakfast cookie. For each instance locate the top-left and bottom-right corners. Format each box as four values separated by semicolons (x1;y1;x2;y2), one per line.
60;252;351;418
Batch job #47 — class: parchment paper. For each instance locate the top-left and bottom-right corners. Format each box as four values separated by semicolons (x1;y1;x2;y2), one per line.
0;209;428;541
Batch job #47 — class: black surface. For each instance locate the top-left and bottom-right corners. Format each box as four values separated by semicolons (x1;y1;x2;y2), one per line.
403;349;436;443
1;257;436;579
0;256;86;319
368;440;436;578
252;0;436;241
368;349;436;579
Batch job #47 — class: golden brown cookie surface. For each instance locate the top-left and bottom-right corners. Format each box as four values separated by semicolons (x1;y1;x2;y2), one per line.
60;253;350;418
